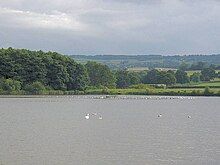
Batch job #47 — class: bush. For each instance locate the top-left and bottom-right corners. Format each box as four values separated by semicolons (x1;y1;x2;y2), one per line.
145;88;154;95
64;90;85;95
47;90;64;95
129;84;154;89
101;86;110;94
190;72;201;82
203;86;213;96
0;78;22;94
25;81;46;95
191;90;201;96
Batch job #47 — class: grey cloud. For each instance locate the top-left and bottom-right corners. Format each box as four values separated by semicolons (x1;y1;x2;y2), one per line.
0;0;220;55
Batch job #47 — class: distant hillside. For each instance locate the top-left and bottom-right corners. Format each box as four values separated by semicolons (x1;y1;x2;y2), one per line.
71;54;220;69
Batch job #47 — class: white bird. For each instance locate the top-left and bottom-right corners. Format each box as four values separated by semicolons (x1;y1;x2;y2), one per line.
85;114;90;119
158;114;162;117
187;115;191;119
98;116;103;120
92;113;97;116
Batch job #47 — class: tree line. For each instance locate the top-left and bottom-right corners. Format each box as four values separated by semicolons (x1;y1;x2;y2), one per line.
71;54;220;69
0;48;219;94
0;48;88;94
179;61;220;71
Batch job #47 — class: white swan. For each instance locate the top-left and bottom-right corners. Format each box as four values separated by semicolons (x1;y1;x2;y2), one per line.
85;114;90;119
85;113;103;120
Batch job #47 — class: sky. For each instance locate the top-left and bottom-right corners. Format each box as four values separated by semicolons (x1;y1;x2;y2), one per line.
0;0;220;55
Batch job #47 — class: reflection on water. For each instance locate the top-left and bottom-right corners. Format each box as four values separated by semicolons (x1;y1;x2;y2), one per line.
0;96;219;165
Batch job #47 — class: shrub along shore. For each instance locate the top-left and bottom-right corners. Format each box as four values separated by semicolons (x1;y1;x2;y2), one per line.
0;48;219;96
85;86;220;96
0;85;219;97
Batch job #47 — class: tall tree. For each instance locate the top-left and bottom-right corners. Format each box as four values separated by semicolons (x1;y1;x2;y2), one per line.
201;67;216;81
85;61;116;87
115;70;142;88
70;64;89;90
143;69;160;84
175;70;190;84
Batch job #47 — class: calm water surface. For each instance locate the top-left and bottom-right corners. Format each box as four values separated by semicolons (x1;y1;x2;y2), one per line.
0;96;219;165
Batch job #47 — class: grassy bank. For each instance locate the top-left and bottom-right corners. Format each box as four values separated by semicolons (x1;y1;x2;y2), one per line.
0;83;220;96
85;87;220;96
1;88;219;96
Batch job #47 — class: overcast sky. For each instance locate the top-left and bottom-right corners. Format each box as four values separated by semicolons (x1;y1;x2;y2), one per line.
0;0;220;55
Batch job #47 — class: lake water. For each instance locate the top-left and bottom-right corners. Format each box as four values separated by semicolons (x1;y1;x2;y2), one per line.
0;96;219;165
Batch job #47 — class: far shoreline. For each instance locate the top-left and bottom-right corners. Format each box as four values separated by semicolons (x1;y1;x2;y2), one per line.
0;94;219;98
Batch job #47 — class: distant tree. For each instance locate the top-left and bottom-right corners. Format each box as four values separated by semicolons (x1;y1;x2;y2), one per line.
85;61;116;88
218;71;220;78
167;70;175;74
190;72;201;82
201;67;216;81
143;69;176;85
209;64;216;69
115;70;131;88
189;62;207;70
115;71;142;88
143;69;160;84
161;72;176;85
139;71;148;83
128;72;141;85
179;62;189;71
175;70;190;84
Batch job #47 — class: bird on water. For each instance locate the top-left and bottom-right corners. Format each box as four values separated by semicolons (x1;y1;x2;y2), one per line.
85;114;90;119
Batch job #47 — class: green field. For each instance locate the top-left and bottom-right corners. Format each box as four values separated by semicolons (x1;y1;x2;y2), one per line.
195;81;220;87
186;70;201;76
127;67;149;72
127;67;177;72
186;70;220;76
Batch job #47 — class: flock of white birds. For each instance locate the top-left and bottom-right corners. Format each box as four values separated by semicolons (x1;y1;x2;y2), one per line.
84;96;194;120
85;113;102;120
85;113;191;120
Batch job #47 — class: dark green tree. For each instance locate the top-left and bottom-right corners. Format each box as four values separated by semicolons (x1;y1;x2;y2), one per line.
218;71;220;78
179;62;189;71
190;72;201;82
46;61;69;90
115;70;130;88
143;69;176;85
0;48;88;91
128;72;141;85
70;64;89;90
143;69;160;84
175;70;190;84
189;62;207;70
85;61;116;87
161;72;176;85
201;67;216;81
